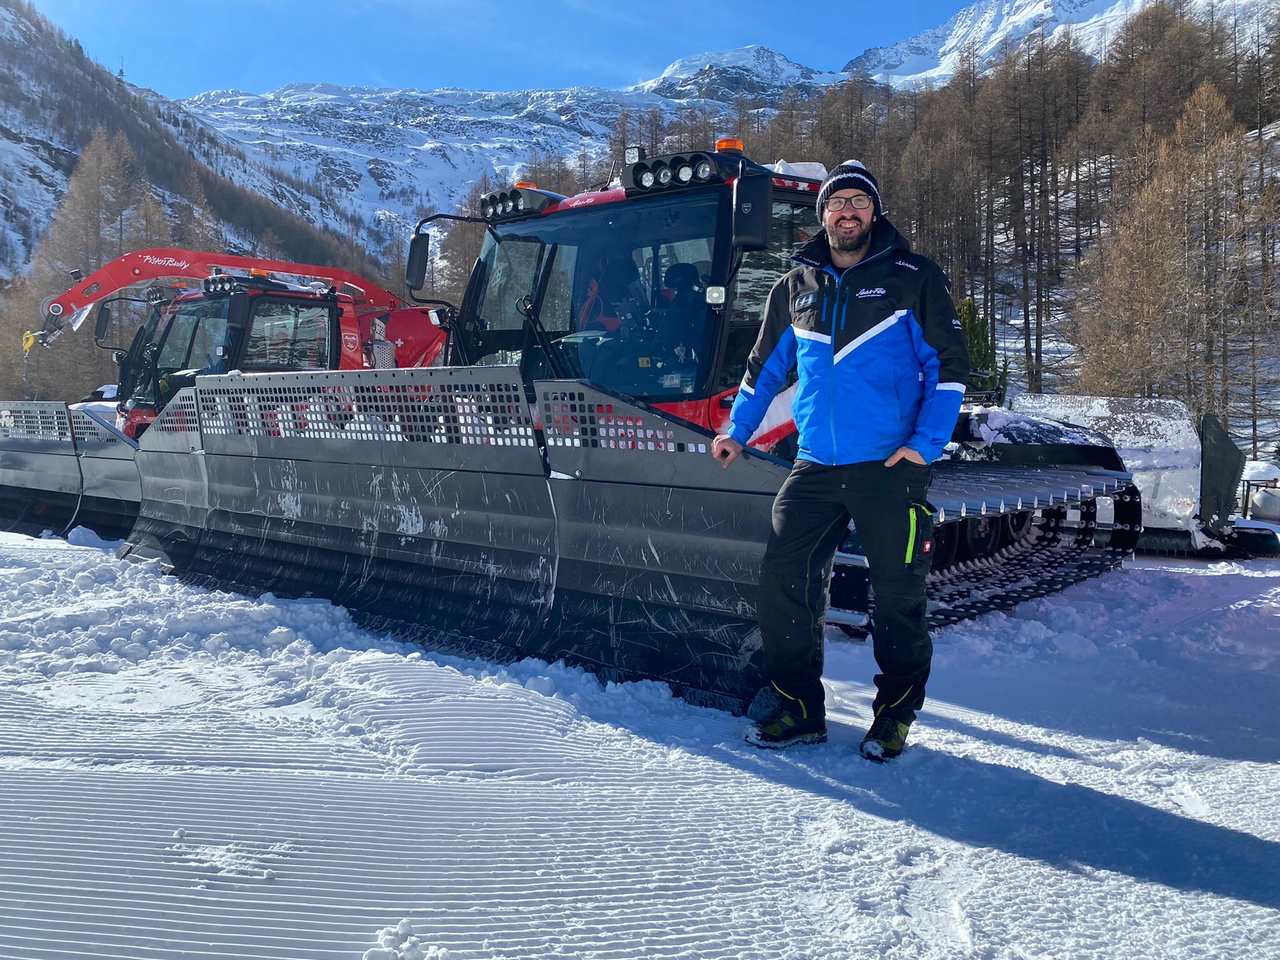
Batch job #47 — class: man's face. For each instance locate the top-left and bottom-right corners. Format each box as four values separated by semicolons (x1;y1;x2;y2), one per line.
823;188;874;253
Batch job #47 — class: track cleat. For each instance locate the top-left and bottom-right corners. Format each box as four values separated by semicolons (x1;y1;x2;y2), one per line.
859;715;911;762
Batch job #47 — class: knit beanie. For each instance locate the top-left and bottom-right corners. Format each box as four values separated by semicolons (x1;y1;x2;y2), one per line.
816;160;882;217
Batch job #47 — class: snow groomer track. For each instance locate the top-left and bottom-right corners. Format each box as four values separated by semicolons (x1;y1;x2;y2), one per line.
0;367;1139;709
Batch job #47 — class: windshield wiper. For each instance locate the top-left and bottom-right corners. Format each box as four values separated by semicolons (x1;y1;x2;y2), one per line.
518;243;564;379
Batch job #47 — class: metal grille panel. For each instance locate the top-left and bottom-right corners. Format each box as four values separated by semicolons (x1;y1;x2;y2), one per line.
0;403;73;444
196;369;536;446
138;389;202;454
542;388;709;456
152;391;200;435
535;381;784;494
70;411;121;445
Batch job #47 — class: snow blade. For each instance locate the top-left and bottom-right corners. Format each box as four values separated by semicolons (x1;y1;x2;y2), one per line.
0;374;1144;711
0;401;139;540
118;370;784;710
0;402;81;536
106;368;1146;712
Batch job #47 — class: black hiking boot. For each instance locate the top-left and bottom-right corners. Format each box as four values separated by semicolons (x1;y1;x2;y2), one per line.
859;713;911;762
745;686;826;749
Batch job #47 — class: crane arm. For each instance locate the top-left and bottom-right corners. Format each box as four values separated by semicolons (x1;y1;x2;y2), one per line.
42;247;405;335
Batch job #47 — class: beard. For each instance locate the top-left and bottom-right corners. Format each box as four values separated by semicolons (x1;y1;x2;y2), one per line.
828;218;872;254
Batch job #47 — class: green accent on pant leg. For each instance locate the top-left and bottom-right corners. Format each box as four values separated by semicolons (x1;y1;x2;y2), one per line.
772;680;807;720
905;506;917;565
874;684;914;721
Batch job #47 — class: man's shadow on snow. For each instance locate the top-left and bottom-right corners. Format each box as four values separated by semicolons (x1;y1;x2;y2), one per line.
702;725;1280;911
823;642;1280;766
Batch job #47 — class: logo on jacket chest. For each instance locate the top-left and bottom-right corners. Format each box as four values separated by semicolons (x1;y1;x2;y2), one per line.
793;291;818;312
855;287;888;299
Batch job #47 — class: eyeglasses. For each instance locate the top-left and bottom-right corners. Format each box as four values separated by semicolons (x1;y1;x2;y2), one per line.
825;195;873;213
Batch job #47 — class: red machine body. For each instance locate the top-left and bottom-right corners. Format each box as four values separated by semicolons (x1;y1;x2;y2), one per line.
38;247;448;439
41;246;446;373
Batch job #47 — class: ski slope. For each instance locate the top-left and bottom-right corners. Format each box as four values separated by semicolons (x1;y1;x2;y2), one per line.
0;531;1277;959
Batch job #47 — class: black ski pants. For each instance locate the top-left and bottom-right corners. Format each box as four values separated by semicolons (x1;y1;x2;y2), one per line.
758;459;935;724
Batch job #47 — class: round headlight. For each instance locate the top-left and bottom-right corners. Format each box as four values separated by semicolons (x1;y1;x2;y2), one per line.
501;197;512;214
695;159;713;180
481;202;493;219
639;169;655;189
677;164;693;183
655;164;672;186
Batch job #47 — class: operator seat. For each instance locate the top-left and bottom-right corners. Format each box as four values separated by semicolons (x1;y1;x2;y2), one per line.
654;262;703;362
663;262;702;307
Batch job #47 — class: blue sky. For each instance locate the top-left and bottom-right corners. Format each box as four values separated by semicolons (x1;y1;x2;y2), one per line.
32;1;972;98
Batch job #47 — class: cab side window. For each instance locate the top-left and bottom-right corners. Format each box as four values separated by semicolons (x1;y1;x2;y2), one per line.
721;201;819;389
241;299;333;371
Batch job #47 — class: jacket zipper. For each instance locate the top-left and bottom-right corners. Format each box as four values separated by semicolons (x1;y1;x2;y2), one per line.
828;246;894;465
827;272;840;462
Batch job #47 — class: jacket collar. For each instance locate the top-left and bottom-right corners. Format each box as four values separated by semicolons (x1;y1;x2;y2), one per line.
792;216;910;272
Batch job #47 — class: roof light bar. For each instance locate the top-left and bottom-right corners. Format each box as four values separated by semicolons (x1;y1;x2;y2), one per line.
480;185;566;222
622;151;720;195
202;274;238;295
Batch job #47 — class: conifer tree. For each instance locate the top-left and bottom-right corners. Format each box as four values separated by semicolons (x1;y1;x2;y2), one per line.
3;129;138;398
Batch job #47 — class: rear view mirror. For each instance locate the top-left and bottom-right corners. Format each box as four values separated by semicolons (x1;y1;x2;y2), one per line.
406;233;430;292
94;303;111;345
732;173;771;252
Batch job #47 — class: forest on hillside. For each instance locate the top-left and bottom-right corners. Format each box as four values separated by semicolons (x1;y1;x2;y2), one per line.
439;1;1280;456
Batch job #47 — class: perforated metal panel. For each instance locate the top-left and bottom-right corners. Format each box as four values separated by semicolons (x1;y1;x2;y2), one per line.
367;339;397;369
138;389;202;453
0;402;73;446
535;381;785;494
0;402;81;532
542;388;709;457
195;367;542;473
69;409;136;458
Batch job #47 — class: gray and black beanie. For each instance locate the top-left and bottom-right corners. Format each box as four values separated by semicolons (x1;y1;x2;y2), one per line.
816;160;882;217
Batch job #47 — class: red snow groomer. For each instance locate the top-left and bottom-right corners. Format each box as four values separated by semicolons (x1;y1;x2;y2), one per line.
31;247;447;438
3;248;446;538
0;147;1142;711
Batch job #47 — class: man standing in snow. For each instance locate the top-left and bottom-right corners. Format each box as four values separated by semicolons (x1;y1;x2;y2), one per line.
711;160;970;760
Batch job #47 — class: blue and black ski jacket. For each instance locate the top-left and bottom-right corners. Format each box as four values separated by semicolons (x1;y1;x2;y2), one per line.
728;219;970;465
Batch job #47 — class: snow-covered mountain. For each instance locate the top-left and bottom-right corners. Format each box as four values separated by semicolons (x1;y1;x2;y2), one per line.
632;44;845;99
847;0;1273;88
4;0;1271;279
0;0;379;282
177;46;845;253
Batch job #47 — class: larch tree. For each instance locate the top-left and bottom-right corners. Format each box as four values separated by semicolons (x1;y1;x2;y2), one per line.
2;129;141;399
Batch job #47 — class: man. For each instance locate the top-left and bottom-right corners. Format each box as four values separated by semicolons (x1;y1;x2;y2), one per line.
711;160;969;761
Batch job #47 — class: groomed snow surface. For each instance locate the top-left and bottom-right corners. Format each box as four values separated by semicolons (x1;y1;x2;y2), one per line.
1;532;1277;960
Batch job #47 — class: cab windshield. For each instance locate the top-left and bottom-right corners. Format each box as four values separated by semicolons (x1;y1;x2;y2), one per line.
142;296;232;406
461;190;723;400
